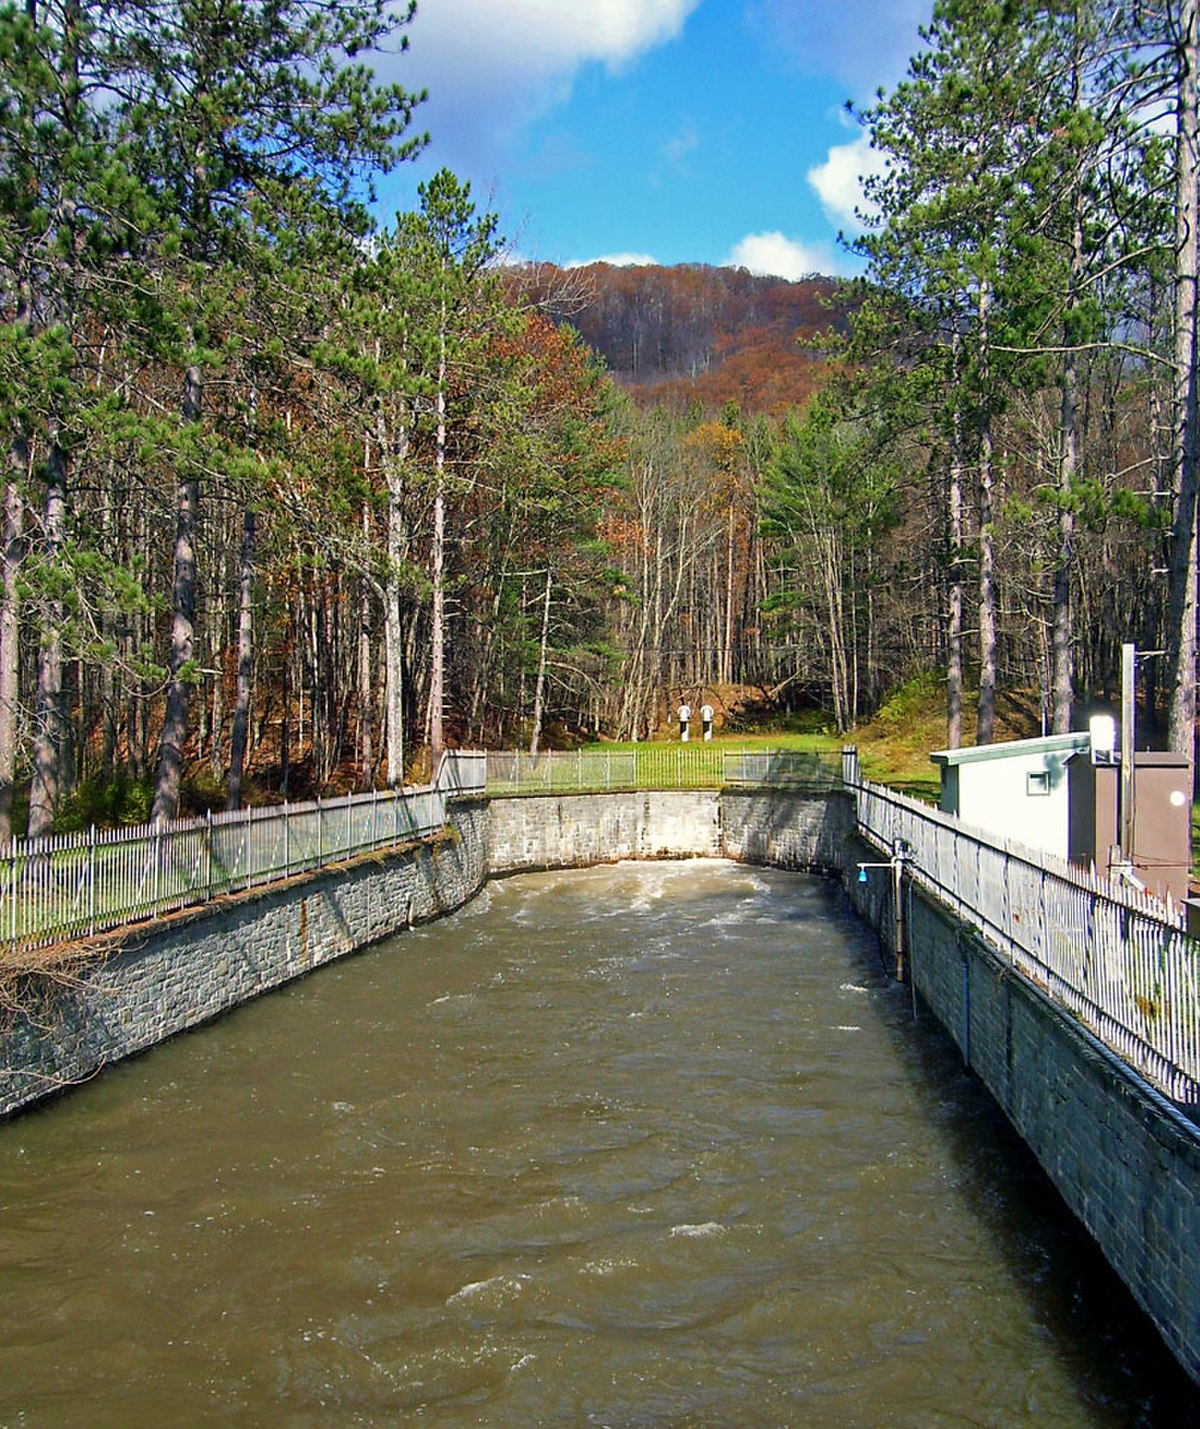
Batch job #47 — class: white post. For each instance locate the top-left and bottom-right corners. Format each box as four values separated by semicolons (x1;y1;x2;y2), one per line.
9;838;17;949
1121;641;1136;866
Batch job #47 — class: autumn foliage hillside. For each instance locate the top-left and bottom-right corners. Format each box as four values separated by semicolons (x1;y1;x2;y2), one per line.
516;262;849;414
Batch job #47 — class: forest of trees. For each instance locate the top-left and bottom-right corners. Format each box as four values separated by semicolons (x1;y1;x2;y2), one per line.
2;0;1200;838
538;262;846;411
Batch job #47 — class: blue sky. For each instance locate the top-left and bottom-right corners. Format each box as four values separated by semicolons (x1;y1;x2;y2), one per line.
373;0;932;278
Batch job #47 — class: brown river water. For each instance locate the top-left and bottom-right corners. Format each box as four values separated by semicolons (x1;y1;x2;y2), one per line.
1;859;1198;1427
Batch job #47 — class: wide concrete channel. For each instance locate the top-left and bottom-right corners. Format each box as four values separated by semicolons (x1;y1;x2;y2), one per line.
1;786;1198;1399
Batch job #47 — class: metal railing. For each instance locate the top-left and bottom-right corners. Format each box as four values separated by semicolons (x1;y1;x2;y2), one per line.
436;749;488;795
15;741;1192;1104
484;746;843;795
1;785;446;959
0;745;832;959
847;755;1200;1104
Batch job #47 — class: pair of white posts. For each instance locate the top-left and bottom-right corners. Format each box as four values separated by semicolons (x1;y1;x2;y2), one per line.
678;705;714;742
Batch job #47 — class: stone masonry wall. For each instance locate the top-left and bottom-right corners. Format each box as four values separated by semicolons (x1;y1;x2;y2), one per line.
0;801;489;1118
843;836;1200;1387
720;788;855;870
485;788;854;875
487;790;722;870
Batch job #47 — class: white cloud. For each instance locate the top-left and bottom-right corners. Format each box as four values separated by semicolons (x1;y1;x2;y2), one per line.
746;0;930;100
662;124;700;170
396;0;700;170
725;231;849;281
807;134;884;232
565;252;659;268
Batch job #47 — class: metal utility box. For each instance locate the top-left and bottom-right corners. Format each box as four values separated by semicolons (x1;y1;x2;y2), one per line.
1066;751;1192;904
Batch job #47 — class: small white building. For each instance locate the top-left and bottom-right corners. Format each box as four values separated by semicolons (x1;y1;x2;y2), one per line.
930;731;1092;860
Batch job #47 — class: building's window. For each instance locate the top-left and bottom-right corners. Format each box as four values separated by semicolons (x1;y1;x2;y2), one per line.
1026;770;1050;796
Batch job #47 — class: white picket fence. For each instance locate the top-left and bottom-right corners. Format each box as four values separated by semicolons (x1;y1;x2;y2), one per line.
847;754;1200;1104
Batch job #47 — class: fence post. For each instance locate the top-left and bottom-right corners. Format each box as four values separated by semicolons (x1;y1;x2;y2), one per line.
8;839;16;952
88;825;96;938
1037;867;1047;966
153;822;161;914
317;796;323;868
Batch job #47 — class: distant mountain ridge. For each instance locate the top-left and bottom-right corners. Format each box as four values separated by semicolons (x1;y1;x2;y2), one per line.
518;262;848;414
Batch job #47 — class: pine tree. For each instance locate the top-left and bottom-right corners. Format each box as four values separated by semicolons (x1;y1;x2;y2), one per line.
103;0;427;821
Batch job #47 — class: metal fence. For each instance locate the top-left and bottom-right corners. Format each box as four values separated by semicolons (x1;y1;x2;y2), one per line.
2;745;831;960
436;749;488;795
11;740;1195;1104
1;785;447;959
484;746;843;795
847;755;1200;1104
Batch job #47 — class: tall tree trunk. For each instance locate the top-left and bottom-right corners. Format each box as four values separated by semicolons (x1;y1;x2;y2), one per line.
359;507;374;786
0;254;33;845
429;305;447;771
1053;352;1079;736
380;418;408;788
976;279;998;746
1167;0;1200;787
0;463;26;843
824;533;848;732
28;438;67;838
529;568;552;757
1052;40;1086;737
723;503;735;685
226;506;255;810
947;416;965;749
151;362;201;824
28;0;83;836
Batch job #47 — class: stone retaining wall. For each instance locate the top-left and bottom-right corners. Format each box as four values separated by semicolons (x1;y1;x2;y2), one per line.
487;789;721;869
0;801;489;1119
485;788;855;874
720;787;854;869
843;838;1200;1387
